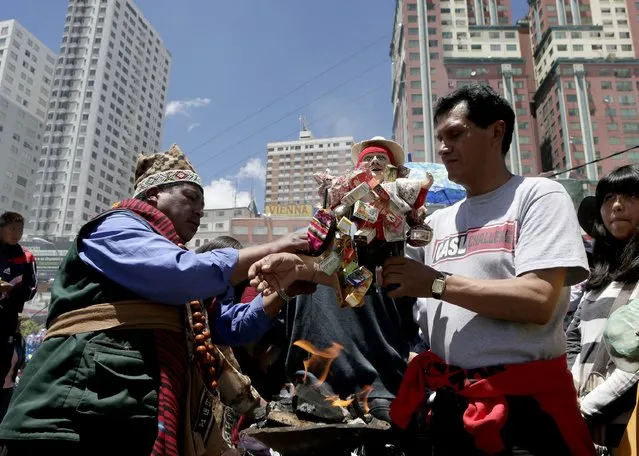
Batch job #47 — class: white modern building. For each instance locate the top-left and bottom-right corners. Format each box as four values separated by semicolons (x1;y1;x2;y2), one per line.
0;20;56;215
29;0;171;237
264;124;354;208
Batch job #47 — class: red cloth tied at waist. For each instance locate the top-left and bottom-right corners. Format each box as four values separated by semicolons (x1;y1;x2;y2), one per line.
390;351;595;455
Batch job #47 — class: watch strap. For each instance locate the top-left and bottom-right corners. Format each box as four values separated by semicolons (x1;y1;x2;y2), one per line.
431;271;450;300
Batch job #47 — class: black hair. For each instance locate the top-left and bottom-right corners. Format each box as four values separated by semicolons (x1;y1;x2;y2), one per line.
586;165;639;291
433;84;515;155
0;212;24;228
195;236;243;253
196;236;249;298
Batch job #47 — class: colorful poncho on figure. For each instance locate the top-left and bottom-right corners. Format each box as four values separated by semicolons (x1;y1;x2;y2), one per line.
307;137;434;308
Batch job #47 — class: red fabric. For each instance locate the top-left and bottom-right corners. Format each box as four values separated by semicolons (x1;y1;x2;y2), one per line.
6;248;35;265
240;286;260;304
113;198;186;456
390;351;595;456
356;145;396;167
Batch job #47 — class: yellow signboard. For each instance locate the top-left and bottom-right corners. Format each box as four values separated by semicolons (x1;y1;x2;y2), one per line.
264;204;314;217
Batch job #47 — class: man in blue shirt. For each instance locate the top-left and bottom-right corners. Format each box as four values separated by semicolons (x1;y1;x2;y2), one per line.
0;144;319;456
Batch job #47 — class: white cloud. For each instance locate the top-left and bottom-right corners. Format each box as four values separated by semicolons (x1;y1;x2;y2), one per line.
165;97;211;117
202;178;251;209
236;158;266;181
187;122;200;133
200;158;266;209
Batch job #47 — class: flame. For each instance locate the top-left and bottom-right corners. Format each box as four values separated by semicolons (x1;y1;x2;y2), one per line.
355;385;373;414
292;340;374;416
293;340;344;386
325;394;355;408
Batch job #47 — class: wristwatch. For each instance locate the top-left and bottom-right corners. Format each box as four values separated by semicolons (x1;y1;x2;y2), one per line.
431;271;450;300
277;289;292;303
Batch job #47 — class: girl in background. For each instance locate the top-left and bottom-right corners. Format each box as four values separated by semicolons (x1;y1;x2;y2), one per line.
567;165;639;453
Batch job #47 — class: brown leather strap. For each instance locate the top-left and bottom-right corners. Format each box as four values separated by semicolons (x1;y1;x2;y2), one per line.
45;300;183;339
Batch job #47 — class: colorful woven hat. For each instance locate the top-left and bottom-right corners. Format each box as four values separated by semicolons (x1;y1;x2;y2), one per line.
133;144;202;198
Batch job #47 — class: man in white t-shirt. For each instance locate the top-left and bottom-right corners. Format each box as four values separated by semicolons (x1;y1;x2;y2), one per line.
381;85;595;455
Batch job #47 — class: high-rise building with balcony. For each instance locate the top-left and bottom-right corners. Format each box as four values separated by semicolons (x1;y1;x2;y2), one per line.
0;20;56;215
529;0;639;181
390;0;541;175
264;126;354;210
29;0;171;237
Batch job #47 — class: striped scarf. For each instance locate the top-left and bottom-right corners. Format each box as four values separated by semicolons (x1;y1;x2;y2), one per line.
114;198;186;456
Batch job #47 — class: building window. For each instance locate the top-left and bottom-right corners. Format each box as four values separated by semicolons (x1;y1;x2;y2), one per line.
617;81;633;91
232;226;248;235
622;123;639;133
273;226;289;236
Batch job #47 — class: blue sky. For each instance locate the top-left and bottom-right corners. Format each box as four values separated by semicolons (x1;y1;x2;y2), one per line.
4;0;529;210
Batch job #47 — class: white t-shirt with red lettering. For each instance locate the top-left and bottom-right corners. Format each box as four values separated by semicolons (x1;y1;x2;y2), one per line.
407;175;589;369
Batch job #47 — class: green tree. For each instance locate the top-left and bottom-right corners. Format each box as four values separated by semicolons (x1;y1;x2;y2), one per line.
19;319;42;338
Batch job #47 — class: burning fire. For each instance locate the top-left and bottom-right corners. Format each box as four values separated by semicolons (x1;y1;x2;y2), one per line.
293;339;374;414
357;385;373;413
326;395;354;408
293;340;344;385
325;385;373;413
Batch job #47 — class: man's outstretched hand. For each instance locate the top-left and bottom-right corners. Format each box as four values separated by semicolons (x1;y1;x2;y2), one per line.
274;232;310;254
249;253;306;296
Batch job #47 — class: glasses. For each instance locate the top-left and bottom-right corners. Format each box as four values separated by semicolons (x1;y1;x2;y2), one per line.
361;154;389;163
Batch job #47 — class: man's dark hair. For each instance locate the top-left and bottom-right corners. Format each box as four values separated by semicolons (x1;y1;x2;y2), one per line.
433;84;516;156
0;212;25;228
196;236;243;253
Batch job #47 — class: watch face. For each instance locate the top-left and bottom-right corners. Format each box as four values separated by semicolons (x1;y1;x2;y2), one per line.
432;279;445;294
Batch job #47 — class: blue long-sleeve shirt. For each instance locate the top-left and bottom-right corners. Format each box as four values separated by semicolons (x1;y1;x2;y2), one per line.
78;211;273;345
